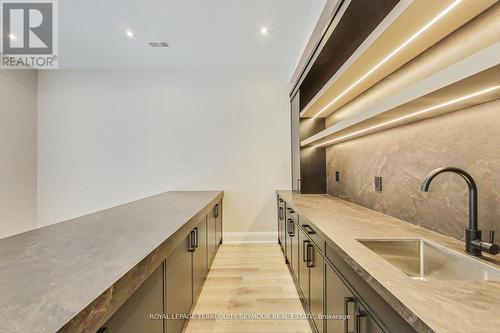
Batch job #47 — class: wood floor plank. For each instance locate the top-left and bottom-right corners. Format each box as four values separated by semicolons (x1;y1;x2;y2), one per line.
184;244;312;333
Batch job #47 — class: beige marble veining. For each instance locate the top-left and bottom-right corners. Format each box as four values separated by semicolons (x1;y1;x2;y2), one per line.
277;190;500;333
327;99;500;242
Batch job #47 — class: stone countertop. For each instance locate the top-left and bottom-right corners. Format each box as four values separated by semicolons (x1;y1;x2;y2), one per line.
277;190;500;333
0;191;223;333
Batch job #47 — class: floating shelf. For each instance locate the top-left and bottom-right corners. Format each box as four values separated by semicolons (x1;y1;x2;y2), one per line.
299;0;497;119
301;44;500;148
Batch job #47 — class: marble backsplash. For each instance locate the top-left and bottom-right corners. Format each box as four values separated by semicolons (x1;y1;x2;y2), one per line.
326;99;500;241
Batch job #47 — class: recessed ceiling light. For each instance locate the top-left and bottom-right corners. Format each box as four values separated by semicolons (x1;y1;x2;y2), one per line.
125;30;136;38
260;27;269;35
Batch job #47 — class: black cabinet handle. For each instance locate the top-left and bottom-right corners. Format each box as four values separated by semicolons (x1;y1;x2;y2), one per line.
213;204;219;218
302;240;310;262
188;230;196;252
287;219;295;237
194;227;199;248
344;297;357;333
96;328;109;333
302;224;315;235
306;243;314;267
287;208;295;214
279;207;284;220
355;309;366;333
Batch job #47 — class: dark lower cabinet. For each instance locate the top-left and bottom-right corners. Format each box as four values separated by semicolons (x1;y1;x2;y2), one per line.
278;197;416;333
99;202;222;333
192;218;208;300
165;234;193;333
326;263;383;333
277;197;284;249
298;228;310;308
286;218;296;274
215;202;223;246
309;243;324;333
103;265;164;333
207;211;216;265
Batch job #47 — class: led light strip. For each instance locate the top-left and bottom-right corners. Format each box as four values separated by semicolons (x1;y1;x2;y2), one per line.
312;0;462;119
313;85;500;148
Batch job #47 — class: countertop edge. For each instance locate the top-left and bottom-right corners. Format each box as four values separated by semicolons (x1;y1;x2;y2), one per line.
57;191;224;333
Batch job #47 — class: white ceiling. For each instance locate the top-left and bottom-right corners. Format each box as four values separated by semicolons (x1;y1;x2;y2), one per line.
58;0;326;70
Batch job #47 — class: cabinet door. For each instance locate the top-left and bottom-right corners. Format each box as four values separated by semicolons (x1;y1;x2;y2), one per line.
326;264;383;333
207;211;216;264
102;264;164;333
286;218;294;267
291;91;301;192
193;218;208;300
291;220;300;280
215;202;222;247
298;228;310;308
277;198;284;247
308;243;324;333
166;234;193;333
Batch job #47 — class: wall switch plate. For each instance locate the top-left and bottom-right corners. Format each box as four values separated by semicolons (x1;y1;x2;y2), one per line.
375;177;383;192
335;171;340;182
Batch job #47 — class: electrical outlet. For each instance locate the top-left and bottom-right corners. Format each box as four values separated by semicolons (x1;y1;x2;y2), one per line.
335;171;340;182
375;177;383;192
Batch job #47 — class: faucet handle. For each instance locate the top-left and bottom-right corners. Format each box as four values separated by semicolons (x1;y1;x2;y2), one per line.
489;230;495;244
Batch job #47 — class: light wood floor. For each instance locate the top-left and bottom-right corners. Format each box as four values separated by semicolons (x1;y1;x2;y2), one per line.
185;244;312;333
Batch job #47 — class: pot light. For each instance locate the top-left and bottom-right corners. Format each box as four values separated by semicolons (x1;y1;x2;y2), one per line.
125;30;136;38
260;27;269;35
312;0;462;119
313;85;500;148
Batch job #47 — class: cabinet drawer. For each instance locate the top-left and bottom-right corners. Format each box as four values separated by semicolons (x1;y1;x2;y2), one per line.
300;222;324;254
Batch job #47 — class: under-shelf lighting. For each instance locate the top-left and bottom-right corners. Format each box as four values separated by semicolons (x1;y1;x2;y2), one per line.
312;0;462;119
313;85;500;148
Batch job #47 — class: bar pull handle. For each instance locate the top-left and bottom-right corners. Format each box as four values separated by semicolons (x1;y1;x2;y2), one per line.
279;207;284;220
188;230;196;252
355;309;366;333
306;243;314;267
302;224;315;235
194;227;199;248
213;204;219;218
287;207;295;214
287;219;295;237
302;240;310;262
344;297;357;333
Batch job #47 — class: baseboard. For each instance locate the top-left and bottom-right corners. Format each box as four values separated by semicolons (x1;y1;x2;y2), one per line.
223;231;277;244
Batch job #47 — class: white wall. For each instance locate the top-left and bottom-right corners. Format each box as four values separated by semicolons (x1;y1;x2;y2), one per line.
37;68;291;240
0;70;38;239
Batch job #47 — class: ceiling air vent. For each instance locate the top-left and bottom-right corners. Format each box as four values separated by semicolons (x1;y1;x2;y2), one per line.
148;41;169;48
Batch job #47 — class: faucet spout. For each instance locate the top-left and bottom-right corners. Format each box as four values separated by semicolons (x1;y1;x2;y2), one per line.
420;167;478;231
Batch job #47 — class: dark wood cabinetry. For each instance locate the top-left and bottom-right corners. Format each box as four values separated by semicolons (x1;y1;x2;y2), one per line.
165;234;193;333
102;201;223;333
104;265;164;333
326;263;383;333
192;218;208;302
215;202;222;246
309;243;324;333
277;195;415;333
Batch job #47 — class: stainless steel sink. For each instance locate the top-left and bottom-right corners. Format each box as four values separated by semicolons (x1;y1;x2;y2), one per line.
357;238;500;281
